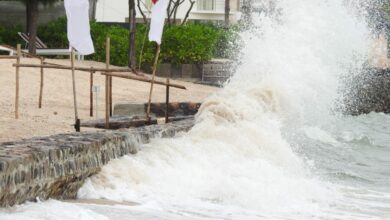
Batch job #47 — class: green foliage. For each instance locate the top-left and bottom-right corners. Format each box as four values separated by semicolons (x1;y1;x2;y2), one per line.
0;16;241;66
0;24;24;46
138;23;241;65
90;21;130;66
162;24;221;64
90;21;240;66
214;25;243;60
37;16;68;48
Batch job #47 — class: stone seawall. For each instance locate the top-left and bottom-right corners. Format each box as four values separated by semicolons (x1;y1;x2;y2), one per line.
0;119;194;207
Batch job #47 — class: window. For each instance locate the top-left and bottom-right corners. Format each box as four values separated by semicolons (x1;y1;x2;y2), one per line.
197;0;216;11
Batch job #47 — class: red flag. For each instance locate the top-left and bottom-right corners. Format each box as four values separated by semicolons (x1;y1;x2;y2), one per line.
152;0;158;3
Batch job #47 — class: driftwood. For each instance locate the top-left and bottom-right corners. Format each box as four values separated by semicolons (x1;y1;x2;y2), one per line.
81;116;158;129
80;115;192;130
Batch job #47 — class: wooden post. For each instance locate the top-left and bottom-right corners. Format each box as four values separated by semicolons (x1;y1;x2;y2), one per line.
146;45;161;122
38;57;44;108
70;49;80;132
90;68;94;117
15;44;21;119
110;72;113;117
165;78;170;123
105;37;111;129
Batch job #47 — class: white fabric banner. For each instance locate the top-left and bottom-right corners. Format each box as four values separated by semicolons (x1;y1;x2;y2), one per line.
64;0;95;55
149;0;169;45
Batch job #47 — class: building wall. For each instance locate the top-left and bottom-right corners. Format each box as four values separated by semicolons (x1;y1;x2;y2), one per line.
0;1;66;28
96;0;241;24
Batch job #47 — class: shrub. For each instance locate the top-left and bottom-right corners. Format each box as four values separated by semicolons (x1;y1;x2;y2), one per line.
38;17;68;48
136;23;239;65
1;17;241;66
0;24;24;47
162;24;221;64
91;22;130;66
214;25;243;61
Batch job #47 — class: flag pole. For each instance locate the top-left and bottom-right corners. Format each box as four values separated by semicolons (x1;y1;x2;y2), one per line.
70;48;80;132
146;44;161;122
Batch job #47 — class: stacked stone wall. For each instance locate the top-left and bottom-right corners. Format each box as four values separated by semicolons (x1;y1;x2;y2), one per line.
0;119;194;207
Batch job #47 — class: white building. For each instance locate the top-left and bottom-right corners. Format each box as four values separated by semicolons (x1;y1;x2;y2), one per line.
96;0;242;24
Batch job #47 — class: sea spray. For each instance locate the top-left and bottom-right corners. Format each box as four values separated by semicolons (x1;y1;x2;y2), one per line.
76;0;374;219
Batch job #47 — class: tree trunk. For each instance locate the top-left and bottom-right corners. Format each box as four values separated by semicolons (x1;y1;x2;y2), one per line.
89;0;97;20
225;0;230;26
26;0;31;33
27;0;39;54
128;0;137;69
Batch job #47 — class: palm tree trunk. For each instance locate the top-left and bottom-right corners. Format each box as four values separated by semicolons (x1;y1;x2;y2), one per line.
225;0;230;26
27;0;38;54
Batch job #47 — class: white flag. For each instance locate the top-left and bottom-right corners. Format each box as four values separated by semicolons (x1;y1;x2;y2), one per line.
64;0;95;55
149;0;169;45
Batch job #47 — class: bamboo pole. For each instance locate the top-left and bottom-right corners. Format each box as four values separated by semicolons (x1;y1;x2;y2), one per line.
90;68;94;117
12;63;186;89
15;44;21;119
44;61;98;78
38;57;44;108
146;45;161;121
13;63;131;72
105;38;110;129
101;72;186;90
70;49;80;132
109;72;113;117
0;55;17;59
165;78;170;124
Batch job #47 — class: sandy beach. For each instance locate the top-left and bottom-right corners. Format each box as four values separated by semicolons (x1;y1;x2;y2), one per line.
0;58;218;142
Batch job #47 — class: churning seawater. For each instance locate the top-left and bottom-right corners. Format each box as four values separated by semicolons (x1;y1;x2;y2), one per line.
1;0;389;219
